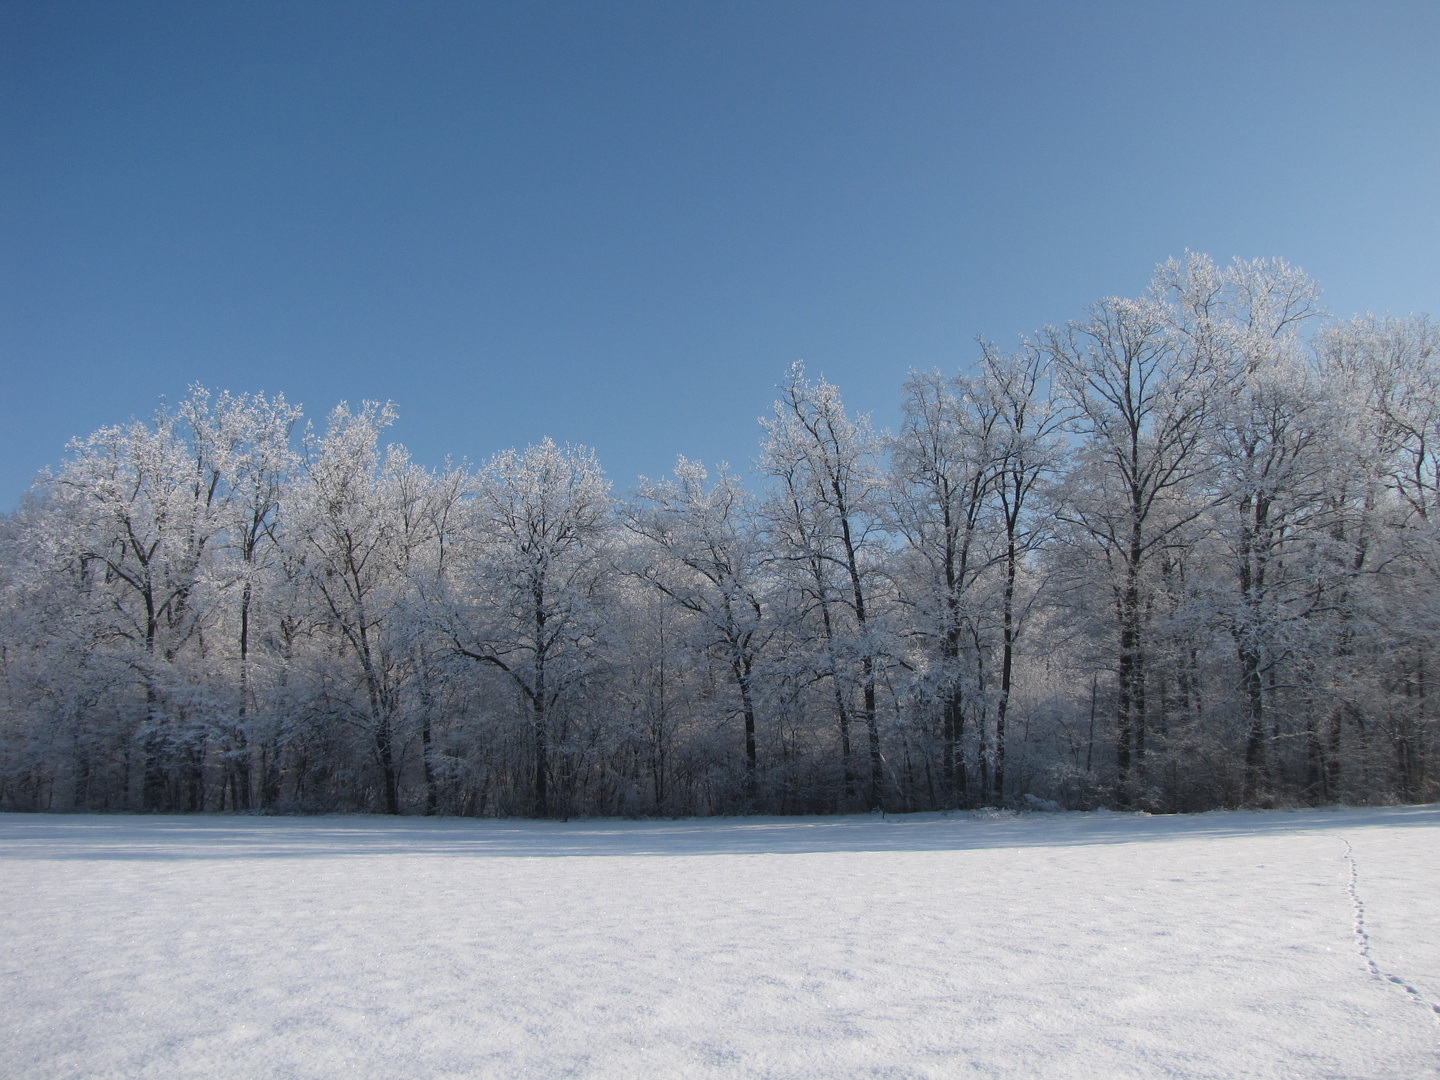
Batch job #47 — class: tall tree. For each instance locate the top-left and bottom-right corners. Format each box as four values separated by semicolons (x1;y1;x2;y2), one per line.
450;439;610;817
623;458;769;796
388;453;469;815
1175;256;1326;803
1046;285;1222;806
977;341;1068;805
1315;314;1440;801
291;401;417;814
762;364;887;809
53;388;228;809
207;391;303;809
887;368;1003;806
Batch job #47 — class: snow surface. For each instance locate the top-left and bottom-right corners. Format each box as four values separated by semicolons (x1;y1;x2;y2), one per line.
1;807;1437;1079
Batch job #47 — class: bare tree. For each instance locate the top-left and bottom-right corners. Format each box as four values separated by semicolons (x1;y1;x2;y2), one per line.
623;458;769;796
1046;285;1223;806
54;388;229;809
1176;256;1326;802
763;364;887;809
450;439;610;817
977;341;1068;805
888;368;1003;806
291;401;417;814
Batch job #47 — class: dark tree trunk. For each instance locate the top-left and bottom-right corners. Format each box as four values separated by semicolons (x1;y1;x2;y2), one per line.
532;693;549;818
994;533;1017;806
375;720;399;815
1241;649;1268;805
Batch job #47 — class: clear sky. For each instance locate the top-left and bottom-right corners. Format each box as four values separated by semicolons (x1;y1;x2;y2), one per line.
3;1;1437;503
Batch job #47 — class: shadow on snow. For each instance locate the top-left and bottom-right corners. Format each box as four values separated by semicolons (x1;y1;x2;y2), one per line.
0;804;1436;862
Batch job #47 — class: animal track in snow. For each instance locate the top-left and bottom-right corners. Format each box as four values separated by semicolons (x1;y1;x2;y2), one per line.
1341;836;1440;1032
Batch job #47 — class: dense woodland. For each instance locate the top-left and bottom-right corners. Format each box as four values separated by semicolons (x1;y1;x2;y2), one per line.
2;255;1437;816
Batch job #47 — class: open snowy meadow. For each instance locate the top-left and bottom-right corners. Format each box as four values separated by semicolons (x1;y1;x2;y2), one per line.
1;808;1437;1079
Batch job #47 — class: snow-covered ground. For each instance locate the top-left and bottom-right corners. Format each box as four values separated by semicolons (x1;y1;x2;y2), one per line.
1;808;1437;1079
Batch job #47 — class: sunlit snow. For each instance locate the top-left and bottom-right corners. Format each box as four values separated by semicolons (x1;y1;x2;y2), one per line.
2;807;1437;1078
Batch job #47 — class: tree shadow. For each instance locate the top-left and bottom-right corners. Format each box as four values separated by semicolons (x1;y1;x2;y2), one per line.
1;804;1436;861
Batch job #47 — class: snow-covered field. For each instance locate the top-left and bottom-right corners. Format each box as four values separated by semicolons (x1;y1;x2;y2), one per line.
1;808;1437;1079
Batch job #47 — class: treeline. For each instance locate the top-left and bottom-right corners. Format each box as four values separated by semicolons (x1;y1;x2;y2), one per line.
2;254;1437;816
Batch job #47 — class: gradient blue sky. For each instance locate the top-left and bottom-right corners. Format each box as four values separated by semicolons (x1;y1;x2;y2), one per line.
3;1;1438;503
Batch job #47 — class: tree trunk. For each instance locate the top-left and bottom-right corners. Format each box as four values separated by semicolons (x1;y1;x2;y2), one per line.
733;655;758;797
1241;647;1268;805
533;706;549;817
1115;546;1144;808
994;534;1017;806
375;719;399;815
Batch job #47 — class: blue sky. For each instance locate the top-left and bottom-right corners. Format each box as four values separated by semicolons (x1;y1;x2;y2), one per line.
3;1;1437;503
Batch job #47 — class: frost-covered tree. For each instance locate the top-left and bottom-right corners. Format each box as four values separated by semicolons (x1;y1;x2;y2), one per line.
1045;283;1224;806
290;401;424;814
204;390;303;808
1314;314;1440;802
976;340;1068;804
50;389;232;808
1174;256;1327;802
623;458;769;794
887;368;1003;805
763;364;888;809
449;439;611;817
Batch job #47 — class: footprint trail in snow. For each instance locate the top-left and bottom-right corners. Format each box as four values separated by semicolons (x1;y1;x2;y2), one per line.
1342;835;1440;1033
